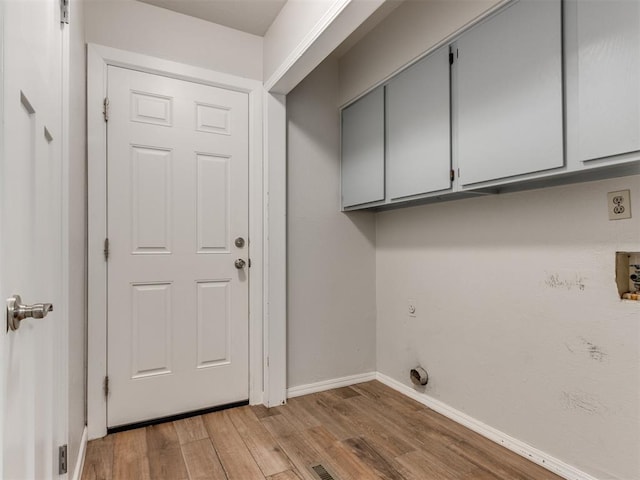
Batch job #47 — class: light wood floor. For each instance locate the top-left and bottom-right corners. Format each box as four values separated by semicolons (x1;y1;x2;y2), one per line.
82;381;561;480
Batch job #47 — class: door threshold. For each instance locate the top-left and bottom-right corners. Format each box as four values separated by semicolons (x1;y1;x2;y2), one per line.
107;399;249;434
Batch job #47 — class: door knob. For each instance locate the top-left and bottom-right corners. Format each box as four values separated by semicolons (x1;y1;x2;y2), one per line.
234;259;246;269
6;294;54;331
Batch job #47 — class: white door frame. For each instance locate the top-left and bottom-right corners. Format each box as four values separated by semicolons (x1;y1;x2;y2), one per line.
0;2;5;470
86;43;283;439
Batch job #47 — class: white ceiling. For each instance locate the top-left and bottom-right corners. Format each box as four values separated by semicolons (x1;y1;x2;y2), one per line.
138;0;288;36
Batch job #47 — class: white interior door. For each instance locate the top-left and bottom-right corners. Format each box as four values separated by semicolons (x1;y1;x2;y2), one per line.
106;66;249;428
1;0;66;478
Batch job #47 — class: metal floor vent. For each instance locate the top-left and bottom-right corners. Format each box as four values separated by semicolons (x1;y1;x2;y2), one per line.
309;463;336;480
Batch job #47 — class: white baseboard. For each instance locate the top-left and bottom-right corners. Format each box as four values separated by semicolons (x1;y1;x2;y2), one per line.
287;371;377;398
375;373;598;480
71;426;88;480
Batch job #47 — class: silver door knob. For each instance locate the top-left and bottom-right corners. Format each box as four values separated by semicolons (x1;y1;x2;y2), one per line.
234;259;246;269
6;294;54;331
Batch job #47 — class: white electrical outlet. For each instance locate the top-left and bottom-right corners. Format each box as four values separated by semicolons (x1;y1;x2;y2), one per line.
607;190;632;220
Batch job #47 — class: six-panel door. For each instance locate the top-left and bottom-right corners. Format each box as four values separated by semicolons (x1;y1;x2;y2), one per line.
106;66;249;427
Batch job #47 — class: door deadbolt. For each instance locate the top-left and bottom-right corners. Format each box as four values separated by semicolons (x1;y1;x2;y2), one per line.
6;294;54;331
234;237;245;248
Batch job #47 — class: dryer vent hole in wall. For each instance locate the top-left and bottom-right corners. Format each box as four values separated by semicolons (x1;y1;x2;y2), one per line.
615;252;640;301
410;366;429;386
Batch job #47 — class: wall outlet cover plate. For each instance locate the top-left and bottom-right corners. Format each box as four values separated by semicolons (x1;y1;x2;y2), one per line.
607;190;631;220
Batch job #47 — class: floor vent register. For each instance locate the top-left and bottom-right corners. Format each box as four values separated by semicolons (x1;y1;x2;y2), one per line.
309;463;337;480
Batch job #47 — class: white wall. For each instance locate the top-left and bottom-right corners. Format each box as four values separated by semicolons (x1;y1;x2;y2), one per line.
263;0;387;93
67;0;87;475
287;56;377;387
338;0;503;105
84;0;263;80
263;0;336;85
376;175;640;480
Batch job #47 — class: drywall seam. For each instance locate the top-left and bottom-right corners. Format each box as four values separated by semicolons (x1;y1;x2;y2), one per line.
287;372;377;398
71;426;88;480
376;373;599;480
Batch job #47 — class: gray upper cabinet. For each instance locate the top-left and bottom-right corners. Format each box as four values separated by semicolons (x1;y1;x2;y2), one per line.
386;45;451;200
576;1;640;161
341;87;385;208
456;0;564;186
340;0;638;211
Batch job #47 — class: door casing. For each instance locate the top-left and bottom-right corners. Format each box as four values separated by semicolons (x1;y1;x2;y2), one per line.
86;44;277;439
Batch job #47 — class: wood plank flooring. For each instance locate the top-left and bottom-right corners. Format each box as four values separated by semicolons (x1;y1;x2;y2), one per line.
82;381;561;480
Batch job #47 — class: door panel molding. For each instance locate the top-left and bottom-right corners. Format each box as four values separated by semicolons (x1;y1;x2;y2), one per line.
87;44;271;439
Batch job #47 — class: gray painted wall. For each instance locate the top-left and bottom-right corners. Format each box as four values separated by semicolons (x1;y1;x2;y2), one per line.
337;1;640;477
376;176;640;479
287;57;377;388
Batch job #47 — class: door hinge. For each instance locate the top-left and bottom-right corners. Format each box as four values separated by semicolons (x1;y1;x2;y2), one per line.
58;445;68;474
104;376;110;397
450;169;455;181
103;97;109;122
104;238;109;261
449;52;454;65
60;0;69;24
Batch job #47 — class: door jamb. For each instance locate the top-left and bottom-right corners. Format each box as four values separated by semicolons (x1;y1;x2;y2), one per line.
87;43;272;439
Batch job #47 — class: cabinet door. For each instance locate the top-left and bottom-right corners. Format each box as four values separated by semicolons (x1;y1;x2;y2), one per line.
456;0;563;186
341;87;385;208
387;45;451;200
577;1;640;161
